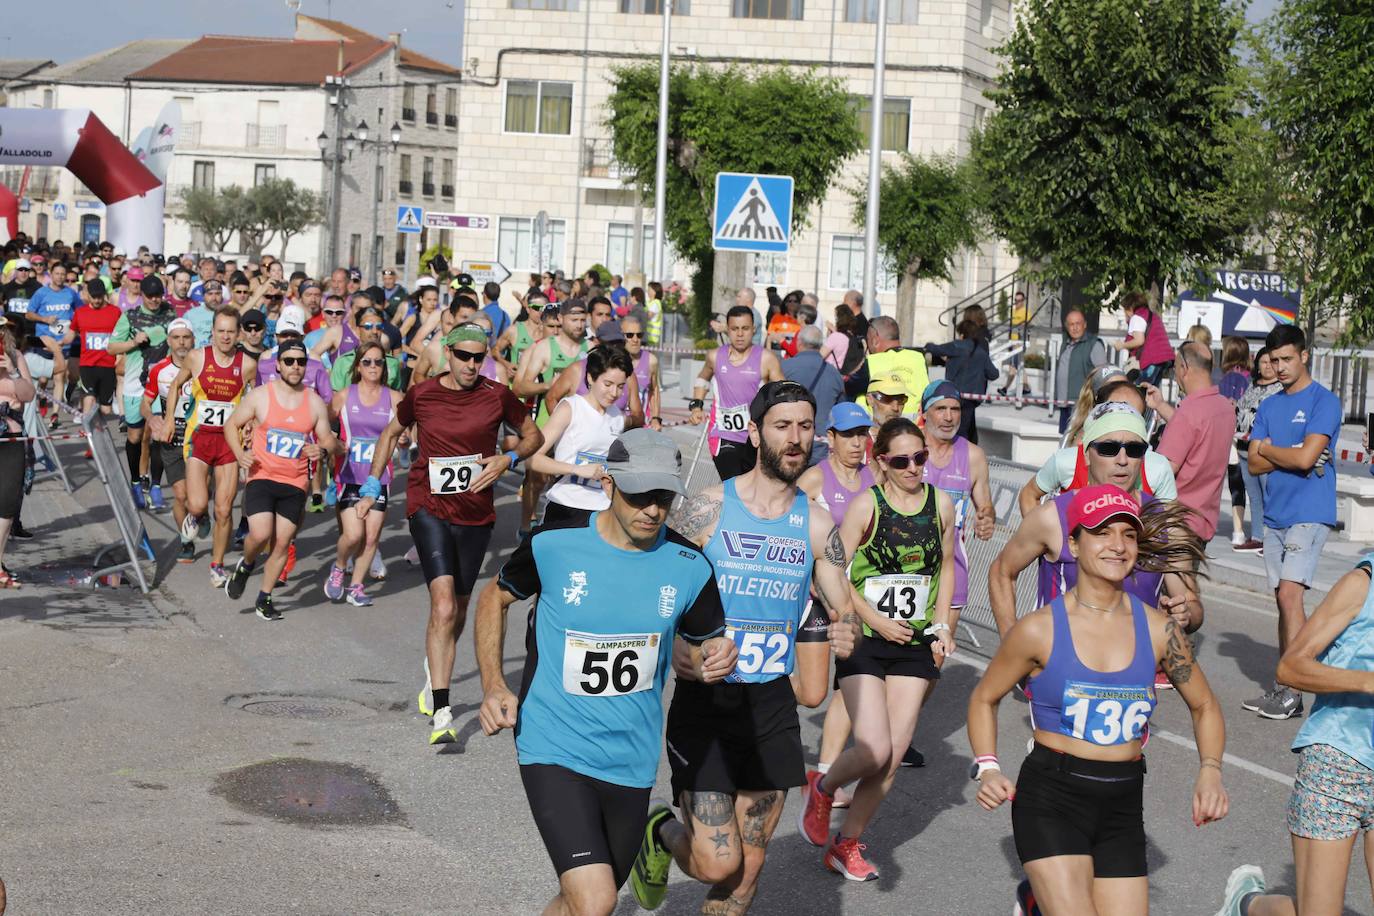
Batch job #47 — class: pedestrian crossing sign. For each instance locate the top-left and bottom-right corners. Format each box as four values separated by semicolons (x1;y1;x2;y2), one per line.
396;205;424;234
713;172;793;254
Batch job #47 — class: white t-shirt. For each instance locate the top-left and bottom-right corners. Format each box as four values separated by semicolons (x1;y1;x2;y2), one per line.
1034;445;1178;501
1127;314;1148;336
545;395;626;511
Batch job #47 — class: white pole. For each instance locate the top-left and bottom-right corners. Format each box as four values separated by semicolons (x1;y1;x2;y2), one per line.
652;0;672;286
861;0;888;320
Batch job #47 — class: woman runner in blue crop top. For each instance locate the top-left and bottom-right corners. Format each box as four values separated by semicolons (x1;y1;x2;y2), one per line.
967;484;1230;916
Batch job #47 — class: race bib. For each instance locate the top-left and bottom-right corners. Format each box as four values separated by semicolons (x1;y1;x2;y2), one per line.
724;617;794;683
84;332;111;351
430;454;481;495
562;630;659;696
1061;682;1155;746
349;436;378;466
940;487;969;529
6;298;30;315
197;399;234;427
265;428;307;460
570;450;607;488
864;574;932;623
716;404;749;434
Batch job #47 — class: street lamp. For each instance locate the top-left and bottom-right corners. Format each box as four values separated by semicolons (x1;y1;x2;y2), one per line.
332;117;403;281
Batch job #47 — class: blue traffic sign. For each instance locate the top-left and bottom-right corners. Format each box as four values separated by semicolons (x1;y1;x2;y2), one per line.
712;172;793;254
53;203;68;221
396;205;424;234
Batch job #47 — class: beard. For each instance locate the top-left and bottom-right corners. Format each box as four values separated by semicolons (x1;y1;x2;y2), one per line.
758;436;810;485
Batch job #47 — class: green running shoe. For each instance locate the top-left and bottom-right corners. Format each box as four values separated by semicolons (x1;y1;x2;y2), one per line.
631;802;675;910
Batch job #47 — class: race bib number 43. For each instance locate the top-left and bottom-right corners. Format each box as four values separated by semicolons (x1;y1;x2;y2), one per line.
563;630;659;696
716;404;749;434
197;400;233;427
430;454;481;495
864;574;932;623
1061;682;1155;746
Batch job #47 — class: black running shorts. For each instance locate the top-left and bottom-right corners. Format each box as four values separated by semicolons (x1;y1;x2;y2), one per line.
711;439;757;482
835;633;942;681
407;506;493;595
160;443;186;486
78;366;117;407
338;482;388;512
520;763;649;887
244;479;308;523
665;678;805;800
1012;743;1147;878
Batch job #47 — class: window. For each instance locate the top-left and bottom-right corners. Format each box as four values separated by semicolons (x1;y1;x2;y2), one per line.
849;96;911;152
845;0;916;22
605;223;676;278
499;216;567;272
979;0;994;32
192;160;215;190
402;84;417;122
42;88;53;108
829;235;897;292
504;80;573;135
620;0;690;12
732;0;802;18
373;235;384;275
422;157;435;197
445;88;458;127
375;165;384;203
253;163;277;186
750;253;788;286
426;85;438;125
972;103;988;134
399;154;413;195
349;234;362;269
511;0;578;8
441;159;455;198
395;233;408;266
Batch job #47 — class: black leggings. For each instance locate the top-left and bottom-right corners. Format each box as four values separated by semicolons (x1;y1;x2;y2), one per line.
712;438;757;481
0;440;25;519
1227;461;1245;510
520;763;649;887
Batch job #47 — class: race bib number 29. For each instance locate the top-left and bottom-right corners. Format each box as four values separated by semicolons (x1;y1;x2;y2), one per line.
430;454;481;495
562;631;659;696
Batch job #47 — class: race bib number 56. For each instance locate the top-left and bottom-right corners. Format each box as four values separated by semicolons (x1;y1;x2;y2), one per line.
563;631;659;696
430;454;481;495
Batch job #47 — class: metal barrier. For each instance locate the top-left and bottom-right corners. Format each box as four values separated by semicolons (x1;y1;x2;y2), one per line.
23;397;72;492
956;457;1042;641
82;408;153;592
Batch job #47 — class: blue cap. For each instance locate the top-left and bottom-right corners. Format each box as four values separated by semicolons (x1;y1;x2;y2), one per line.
921;380;962;412
828;401;871;431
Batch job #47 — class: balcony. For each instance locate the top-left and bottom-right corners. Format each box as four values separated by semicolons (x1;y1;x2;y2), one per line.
426;110;439;126
580;138;631;190
402;107;416;122
444;113;458;128
398;179;414;195
422;182;436;197
441;183;454;199
246;123;286;151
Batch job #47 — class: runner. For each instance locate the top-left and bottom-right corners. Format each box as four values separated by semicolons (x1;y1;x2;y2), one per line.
969;485;1230;914
323;341;401;607
475;429;737;916
688;305;785;481
527;345;630;527
238;308;268;360
353;323;541;744
408;296;468;385
543;321;644;425
29;261;81;411
329;305;402;391
62;279;122;417
495;293;546;376
222;340;338;620
109;274;177;509
630;380;859;914
164;309;256;588
183;278;220;347
140;320;198;562
797;417;955;880
1214;554;1374;916
621;315;661;430
261;304;336;527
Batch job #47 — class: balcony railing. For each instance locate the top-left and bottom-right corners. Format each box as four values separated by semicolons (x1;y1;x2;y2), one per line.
441;183;454;198
422;182;436;197
444;114;458;128
246;123;286;151
582;139;629;181
402;107;417;122
398;179;414;195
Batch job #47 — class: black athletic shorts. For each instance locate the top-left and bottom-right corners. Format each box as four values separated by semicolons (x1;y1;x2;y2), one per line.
665;677;805;800
0;441;24;520
337;482;388;512
160;442;186;486
1012;743;1147;878
835;633;942;681
711;439;756;482
78;365;117;406
540;500;593;528
407;506;493;595
243;479;308;523
520;763;649;887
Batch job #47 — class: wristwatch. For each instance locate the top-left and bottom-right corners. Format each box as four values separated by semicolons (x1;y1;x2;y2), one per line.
969;756;1000;780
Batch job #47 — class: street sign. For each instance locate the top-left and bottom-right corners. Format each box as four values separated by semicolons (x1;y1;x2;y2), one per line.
461;260;511;286
532;210;552;273
396;205;424;234
1175;269;1300;340
424;212;490;231
712;172;793;254
53;202;68;221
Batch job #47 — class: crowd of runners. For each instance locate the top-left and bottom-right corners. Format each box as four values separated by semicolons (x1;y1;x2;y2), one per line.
3;237;1374;916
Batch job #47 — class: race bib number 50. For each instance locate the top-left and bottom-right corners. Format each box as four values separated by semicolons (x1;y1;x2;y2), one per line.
563;631;659;696
430;454;481;495
716;404;748;434
1061;682;1154;746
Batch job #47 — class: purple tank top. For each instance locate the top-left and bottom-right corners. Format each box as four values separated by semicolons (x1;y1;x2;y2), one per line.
1037;490;1163;608
817;459;875;527
339;320;361;357
338;384;395;487
480;356;500;383
577;355;632;412
713;345;764;444
632;348;652;396
924;437;972;607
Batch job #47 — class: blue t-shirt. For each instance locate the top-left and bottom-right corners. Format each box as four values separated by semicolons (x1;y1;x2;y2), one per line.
1251;379;1342;528
482;301;510;341
499;513;724;788
610;285;628;307
30;285;82;339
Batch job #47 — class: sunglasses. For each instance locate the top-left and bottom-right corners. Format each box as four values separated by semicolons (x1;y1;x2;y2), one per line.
243;324;265;332
620;488;676;509
881;450;929;470
448;348;485;363
323;308;345;316
232;288;250;295
623;331;643;339
871;392;908;404
360;322;384;330
1088;440;1149;459
358;357;385;367
279;356;308;367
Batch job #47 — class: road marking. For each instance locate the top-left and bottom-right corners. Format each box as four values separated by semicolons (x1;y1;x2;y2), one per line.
947;653;1295;788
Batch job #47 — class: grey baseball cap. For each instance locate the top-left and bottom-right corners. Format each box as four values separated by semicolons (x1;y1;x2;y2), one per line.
604;428;686;497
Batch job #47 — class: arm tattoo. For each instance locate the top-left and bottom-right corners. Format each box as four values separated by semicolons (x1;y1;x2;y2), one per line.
1163;619;1194;686
823;525;846;568
1200;757;1222;772
688;791;734;827
739;791;783;848
670;491;722;544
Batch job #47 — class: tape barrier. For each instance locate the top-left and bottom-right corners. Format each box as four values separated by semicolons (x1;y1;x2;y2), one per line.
4;431;89;443
962;391;1074;408
1336;447;1370;463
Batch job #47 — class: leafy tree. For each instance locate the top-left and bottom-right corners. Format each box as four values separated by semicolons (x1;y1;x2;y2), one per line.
970;0;1260;306
606;64;862;331
249;179;324;261
852;154;981;339
178;185;246;252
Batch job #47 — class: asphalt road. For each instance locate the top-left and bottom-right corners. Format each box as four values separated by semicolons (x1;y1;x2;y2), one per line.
3;433;1372;915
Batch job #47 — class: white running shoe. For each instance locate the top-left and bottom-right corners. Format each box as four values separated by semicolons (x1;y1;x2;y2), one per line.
405;545;420;566
369;550;387;580
418;656;434;716
429;706;457;745
1214;864;1264;916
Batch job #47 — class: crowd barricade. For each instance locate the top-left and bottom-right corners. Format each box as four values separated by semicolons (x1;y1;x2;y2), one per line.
24;393;73;493
81;408;153;593
956;457;1042;643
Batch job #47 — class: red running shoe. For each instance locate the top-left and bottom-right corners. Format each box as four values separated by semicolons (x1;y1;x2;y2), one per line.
824;834;878;881
798;770;834;847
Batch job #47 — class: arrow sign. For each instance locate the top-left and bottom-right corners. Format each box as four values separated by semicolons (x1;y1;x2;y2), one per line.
424;212;490;231
461;260;511;285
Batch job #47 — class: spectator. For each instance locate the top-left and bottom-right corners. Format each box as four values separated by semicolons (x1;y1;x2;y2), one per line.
821;304;857;372
1149;341;1234;542
1245;324;1342;721
481;282;511;340
1053;309;1109;434
851;315;929;415
781;325;845;465
767;289;802;350
842;289;868;339
645;281;664;346
1115;290;1175;385
996;290;1032;397
781;302;817;358
923;317;999;443
608;274;628;311
1218;336;1253;549
1233;347;1280;554
0;320;37;589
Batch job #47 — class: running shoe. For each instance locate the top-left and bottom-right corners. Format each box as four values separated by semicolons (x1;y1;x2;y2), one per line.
900;748;925;768
1233;539;1263;554
255;593;282;621
1257;687;1303;720
224;560;251;599
307;492;325;513
418;656;434;716
130;482;147;510
1214;864;1264;916
148;484;167;512
404;545;420;566
323;564;346;601
176;541;196;564
369;550;387;581
429;706;457;744
630;802;676;910
209;562;230;589
1014;877;1043;916
824;834;877;881
345;584;372;607
278;542;297;585
798;770;835;847
1241;682;1278;712
181;512;202;542
10;521;33;540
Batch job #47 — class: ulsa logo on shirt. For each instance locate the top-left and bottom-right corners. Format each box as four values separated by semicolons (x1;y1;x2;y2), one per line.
658;584;677;618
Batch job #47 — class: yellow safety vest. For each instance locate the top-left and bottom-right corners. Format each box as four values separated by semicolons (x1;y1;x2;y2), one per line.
856;347;929;417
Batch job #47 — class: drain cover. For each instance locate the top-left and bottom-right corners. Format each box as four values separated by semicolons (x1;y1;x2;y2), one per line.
230;695;378;721
213;758;403;828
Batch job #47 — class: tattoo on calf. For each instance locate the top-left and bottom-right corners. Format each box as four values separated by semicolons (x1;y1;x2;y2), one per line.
689;791;735;827
1163;619;1193;685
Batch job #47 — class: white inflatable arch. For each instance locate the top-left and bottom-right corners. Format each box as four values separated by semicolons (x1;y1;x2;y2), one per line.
0;108;164;253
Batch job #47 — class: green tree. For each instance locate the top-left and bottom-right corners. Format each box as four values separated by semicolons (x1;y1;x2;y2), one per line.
178;185;247;252
1262;0;1374;339
852;154;982;339
249;179;324;262
606;64;862;332
970;0;1259;305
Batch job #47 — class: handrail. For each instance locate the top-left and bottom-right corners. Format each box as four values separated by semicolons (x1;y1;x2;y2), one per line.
938;271;1021;331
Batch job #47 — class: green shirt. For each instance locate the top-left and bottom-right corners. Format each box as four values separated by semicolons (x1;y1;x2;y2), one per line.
850;484;943;642
330;350;402;391
111;304;176;399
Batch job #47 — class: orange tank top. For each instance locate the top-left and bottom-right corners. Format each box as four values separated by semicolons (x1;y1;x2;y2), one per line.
249;383;315;489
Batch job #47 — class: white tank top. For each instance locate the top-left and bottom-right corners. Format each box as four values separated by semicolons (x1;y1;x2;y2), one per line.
545;394;626;510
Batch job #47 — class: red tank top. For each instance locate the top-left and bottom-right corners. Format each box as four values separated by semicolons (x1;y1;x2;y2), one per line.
194;348;246;406
249;383;315;490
